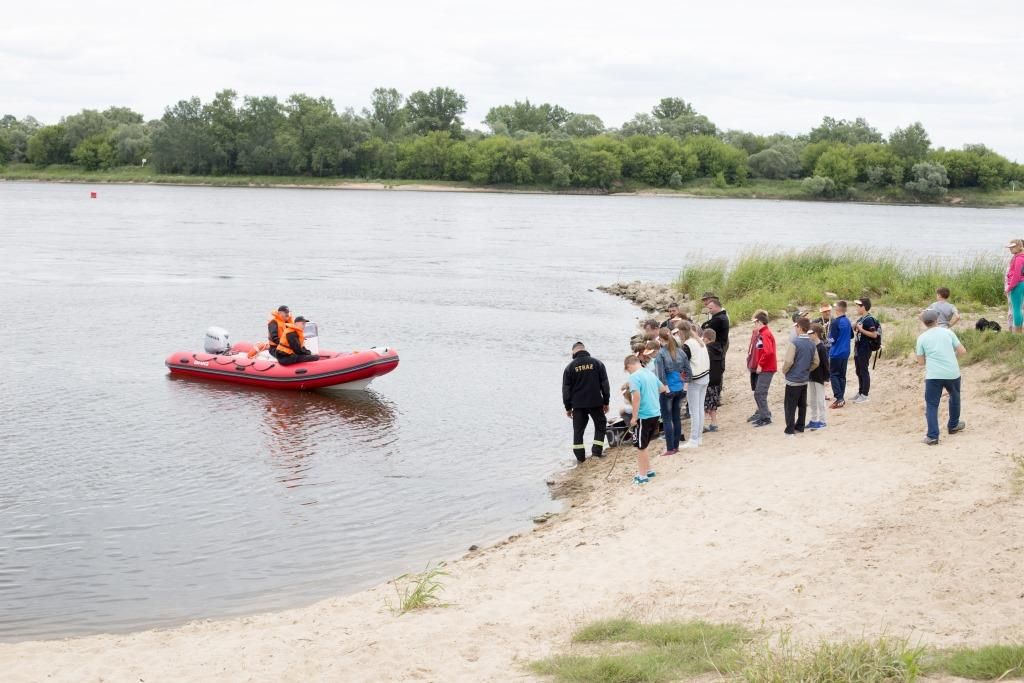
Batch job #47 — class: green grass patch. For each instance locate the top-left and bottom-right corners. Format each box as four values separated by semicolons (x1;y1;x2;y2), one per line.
739;634;924;682
385;562;449;615
1011;454;1024;495
940;644;1024;680
532;619;751;682
533;618;1024;682
957;329;1024;371
675;247;1006;322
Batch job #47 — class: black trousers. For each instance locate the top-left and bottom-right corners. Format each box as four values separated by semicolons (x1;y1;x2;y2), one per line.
854;348;872;396
278;353;320;366
784;384;808;435
572;406;607;462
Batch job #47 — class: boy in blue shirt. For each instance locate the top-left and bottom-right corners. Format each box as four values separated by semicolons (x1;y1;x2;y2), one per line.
626;354;667;485
828;300;853;408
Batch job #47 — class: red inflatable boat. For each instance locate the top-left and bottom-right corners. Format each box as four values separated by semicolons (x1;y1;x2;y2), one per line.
166;322;399;391
166;345;399;391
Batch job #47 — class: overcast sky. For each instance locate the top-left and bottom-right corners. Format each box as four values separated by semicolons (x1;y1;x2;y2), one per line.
3;0;1022;160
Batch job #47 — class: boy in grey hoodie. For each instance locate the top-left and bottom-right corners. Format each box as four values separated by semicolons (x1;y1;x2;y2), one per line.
781;317;820;436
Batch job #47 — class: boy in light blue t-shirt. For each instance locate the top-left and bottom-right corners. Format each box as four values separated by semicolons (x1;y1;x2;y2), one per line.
915;309;967;444
626;354;666;486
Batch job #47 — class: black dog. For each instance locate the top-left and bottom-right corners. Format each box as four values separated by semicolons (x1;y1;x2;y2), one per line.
975;317;1002;332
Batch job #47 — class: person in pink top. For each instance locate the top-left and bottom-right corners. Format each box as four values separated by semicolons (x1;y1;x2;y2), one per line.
1006;238;1024;334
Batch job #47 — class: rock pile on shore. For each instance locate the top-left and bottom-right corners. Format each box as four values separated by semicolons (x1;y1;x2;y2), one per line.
598;281;688;313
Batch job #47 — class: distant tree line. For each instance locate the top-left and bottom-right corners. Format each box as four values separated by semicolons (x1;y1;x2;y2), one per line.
3;88;1022;196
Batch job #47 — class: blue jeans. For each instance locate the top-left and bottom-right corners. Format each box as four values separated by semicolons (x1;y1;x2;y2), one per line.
925;377;961;440
829;356;849;401
660;390;684;450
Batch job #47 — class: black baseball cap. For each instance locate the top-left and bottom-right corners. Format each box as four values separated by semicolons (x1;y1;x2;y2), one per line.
294;316;309;322
277;305;290;312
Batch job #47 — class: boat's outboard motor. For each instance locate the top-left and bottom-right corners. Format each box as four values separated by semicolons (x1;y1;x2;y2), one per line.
204;326;231;354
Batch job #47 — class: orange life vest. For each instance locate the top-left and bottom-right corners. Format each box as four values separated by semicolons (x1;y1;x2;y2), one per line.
276;323;304;356
268;311;292;349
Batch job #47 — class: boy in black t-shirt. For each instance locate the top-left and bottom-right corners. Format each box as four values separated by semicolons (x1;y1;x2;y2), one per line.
852;298;880;404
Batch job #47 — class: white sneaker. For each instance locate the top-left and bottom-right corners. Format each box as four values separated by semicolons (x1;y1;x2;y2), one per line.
854;395;870;404
679;441;699;450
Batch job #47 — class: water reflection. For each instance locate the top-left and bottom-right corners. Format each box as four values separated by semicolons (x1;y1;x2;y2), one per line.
167;376;398;498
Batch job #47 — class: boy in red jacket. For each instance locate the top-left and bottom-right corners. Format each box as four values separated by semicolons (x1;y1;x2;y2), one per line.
750;311;777;427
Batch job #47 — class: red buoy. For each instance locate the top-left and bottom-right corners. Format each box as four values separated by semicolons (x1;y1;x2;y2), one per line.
90;191;97;199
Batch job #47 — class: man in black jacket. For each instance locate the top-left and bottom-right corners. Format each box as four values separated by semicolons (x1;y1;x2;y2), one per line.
701;297;730;355
562;342;611;463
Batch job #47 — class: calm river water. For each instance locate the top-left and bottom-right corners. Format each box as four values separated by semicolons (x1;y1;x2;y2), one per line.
1;182;1020;640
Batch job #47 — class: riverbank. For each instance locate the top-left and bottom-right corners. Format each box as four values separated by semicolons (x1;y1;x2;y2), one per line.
3;309;1022;682
4;165;1023;207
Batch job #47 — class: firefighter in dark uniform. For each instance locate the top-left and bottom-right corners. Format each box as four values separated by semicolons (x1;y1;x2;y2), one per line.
562;341;611;463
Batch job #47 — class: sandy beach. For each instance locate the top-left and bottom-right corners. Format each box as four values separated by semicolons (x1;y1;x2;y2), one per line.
4;317;1023;682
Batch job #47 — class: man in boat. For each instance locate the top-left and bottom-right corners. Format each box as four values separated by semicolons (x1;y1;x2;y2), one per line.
276;316;320;366
267;305;292;358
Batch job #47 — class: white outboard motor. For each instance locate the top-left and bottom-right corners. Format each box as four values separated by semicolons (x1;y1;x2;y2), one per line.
303;322;320;355
204;326;231;354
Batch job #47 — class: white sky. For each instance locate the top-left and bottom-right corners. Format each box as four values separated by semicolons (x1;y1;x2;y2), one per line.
3;0;1022;160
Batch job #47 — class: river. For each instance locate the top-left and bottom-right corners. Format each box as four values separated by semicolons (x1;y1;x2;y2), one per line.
1;182;1020;640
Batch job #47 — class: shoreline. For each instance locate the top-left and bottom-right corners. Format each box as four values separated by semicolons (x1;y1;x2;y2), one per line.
4;175;1023;209
3;298;1024;681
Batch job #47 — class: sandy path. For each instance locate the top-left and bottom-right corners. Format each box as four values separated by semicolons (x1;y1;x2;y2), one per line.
4;326;1023;682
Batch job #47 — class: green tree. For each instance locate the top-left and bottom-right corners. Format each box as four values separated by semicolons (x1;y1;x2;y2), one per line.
109;123;151;165
1;115;41;162
102;106;144;125
149;97;219;174
723;130;768;155
26;124;71;165
205;89;241;173
623;135;697;186
684;136;748;184
851;143;904;186
396;130;455;179
71;133;115;170
405;87;467;135
365;87;406;139
813;146;857;191
483;100;571;135
236;95;288;175
748;144;801;179
801;175;837;197
808;116;882;145
652;97;695;121
61;109;113;150
619;113;660;137
904;161;948;198
563;113;605;137
887;122;930;163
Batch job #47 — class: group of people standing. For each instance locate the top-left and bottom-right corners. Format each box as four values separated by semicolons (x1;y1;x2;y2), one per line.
561;259;1012;484
561;294;730;485
748;297;880;435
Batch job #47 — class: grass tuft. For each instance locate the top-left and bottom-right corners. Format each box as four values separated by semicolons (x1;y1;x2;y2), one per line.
675;247;1006;322
739;633;924;682
941;644;1024;680
385;562;449;615
533;619;1024;683
533;619;751;682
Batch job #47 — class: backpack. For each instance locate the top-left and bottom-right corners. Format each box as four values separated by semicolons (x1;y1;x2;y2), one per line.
975;317;1002;333
868;321;882;351
666;370;684;393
